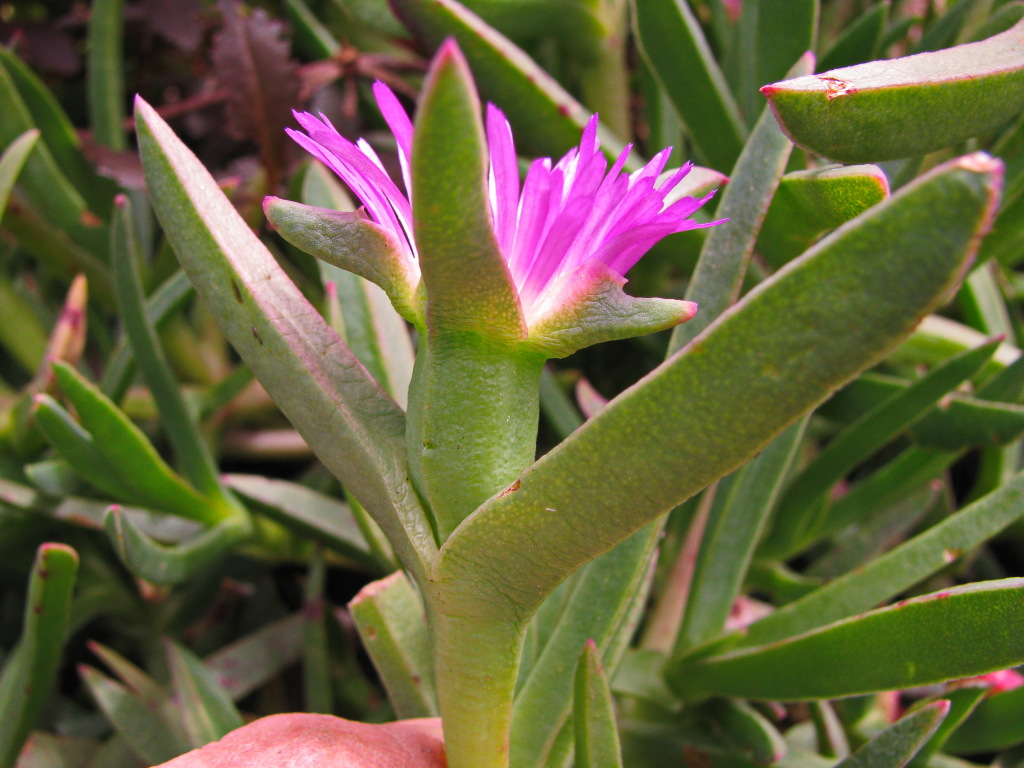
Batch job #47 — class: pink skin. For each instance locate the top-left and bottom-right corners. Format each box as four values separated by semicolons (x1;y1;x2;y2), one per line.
287;83;718;327
152;714;445;768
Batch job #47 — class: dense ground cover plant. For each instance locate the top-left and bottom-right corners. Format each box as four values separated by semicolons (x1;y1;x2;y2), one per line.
1;1;1024;767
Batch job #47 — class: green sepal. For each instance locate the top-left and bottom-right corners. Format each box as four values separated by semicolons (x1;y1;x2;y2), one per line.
524;263;698;358
412;39;526;343
264;197;423;326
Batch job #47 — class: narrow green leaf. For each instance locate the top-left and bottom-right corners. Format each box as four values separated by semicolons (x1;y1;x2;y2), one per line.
0;47;114;215
0;544;78;768
702;698;787;764
134;95;435;580
758;164;890;268
348;571;438;718
203;613;305;703
284;0;341;58
510;524;658;768
732;0;818;123
112;195;226;501
0;128;38;218
78;666;185;766
764;340;999;558
302;551;333;714
573;640;623;768
437;154;1001;624
909;687;989;766
731;467;1024;650
763;19;1024;162
668;581;1024;701
224;473;391;572
0;55;106;254
104;506;247;586
944;684;1024;753
630;0;747;171
676;417;806;651
86;0;126;150
165;641;244;746
391;0;634;164
539;366;584;440
837;702;949;768
671;52;814;351
100;269;193;402
818;1;890;72
824;374;1024;452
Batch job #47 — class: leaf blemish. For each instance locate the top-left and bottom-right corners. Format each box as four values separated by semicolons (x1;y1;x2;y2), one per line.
499;479;521;497
252;327;262;345
232;279;243;303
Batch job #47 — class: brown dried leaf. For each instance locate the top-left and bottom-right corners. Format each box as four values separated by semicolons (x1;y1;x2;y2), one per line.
210;0;300;191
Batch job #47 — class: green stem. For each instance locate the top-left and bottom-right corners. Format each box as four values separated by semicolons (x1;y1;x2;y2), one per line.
426;603;525;768
406;332;544;542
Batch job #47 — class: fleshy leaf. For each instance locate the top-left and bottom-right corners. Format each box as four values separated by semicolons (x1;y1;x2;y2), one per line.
435;154;1001;624
836;702;949;768
134;95;436;580
762;18;1024;162
264;197;422;325
0;544;78;768
667;580;1024;701
758;164;890;267
573;640;623;768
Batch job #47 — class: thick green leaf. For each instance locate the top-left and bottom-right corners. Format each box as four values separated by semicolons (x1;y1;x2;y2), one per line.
668;580;1024;701
390;0;633;163
701;698;787;764
676;417;806;651
631;0;746;170
165;641;244;746
112;195;227;501
836;702;949;768
412;41;523;341
763;19;1024;162
758;164;890;268
763;340;999;558
909;687;988;766
348;571;437;718
134;96;435;580
0;544;78;768
671;53;813;351
730;467;1024;650
573;640;623;768
436;154;1001;624
823;373;1024;451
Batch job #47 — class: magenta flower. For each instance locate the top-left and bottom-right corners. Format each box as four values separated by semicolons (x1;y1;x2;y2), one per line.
267;49;723;358
286;84;716;330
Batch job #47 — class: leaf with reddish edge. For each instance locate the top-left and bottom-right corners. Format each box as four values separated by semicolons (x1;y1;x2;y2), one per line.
667;581;1024;702
762;19;1024;163
836;702;950;768
134;95;436;582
